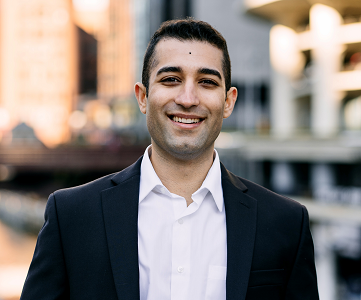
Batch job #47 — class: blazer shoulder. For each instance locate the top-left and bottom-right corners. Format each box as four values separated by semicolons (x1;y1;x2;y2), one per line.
52;156;142;206
222;165;305;218
241;176;303;208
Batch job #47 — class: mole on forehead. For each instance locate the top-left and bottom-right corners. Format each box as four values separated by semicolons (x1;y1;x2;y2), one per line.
151;50;193;68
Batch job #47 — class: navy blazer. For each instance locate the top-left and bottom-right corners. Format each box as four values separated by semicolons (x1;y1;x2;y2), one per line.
21;157;319;300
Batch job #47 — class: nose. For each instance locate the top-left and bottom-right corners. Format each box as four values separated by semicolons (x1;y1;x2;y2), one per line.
174;81;199;108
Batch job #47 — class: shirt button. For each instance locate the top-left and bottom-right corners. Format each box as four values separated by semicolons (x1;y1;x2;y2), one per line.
178;218;184;224
177;266;184;273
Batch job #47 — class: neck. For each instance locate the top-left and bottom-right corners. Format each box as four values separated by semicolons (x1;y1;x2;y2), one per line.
149;144;215;206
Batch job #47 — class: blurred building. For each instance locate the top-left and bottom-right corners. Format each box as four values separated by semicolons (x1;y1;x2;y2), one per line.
237;1;361;299
71;0;145;147
96;0;136;100
0;0;78;148
246;0;361;139
0;0;141;149
73;0;137;100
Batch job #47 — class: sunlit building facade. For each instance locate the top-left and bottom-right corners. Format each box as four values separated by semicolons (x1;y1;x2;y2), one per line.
71;0;139;145
0;0;78;147
0;0;138;147
73;0;137;100
97;0;135;100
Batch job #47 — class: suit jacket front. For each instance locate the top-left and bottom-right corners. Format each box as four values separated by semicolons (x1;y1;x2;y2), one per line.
21;157;319;300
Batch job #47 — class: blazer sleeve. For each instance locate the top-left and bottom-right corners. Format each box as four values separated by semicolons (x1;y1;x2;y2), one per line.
285;206;319;300
20;193;69;300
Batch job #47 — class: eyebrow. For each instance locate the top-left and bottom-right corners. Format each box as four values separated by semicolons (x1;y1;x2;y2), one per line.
198;68;222;80
156;66;182;76
156;66;222;80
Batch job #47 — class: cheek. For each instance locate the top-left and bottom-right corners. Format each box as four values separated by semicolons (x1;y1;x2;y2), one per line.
147;89;169;111
146;99;167;130
146;96;161;115
207;99;225;118
201;90;225;111
146;105;159;128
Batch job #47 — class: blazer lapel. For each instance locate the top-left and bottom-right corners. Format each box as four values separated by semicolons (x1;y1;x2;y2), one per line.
101;158;142;300
222;164;257;300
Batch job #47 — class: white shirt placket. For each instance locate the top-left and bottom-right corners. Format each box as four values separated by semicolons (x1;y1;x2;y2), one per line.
171;197;191;300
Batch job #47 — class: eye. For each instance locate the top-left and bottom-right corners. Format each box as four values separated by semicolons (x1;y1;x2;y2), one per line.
199;79;218;86
161;77;181;84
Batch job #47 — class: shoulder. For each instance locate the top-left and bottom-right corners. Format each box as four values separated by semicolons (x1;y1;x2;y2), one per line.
241;176;303;211
221;165;306;222
53;172;114;201
51;157;142;209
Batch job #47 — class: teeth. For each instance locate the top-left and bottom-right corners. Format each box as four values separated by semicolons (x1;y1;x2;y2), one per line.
172;116;201;124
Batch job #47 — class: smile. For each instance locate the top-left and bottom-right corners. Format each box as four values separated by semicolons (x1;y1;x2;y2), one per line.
172;116;202;124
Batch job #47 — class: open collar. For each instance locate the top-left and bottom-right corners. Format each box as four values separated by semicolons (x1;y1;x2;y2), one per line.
139;145;224;211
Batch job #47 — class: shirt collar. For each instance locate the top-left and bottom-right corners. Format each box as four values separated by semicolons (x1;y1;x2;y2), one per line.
139;145;224;212
193;149;224;212
139;145;164;203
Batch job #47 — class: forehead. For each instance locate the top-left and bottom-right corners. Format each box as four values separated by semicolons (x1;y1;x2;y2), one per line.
151;39;223;77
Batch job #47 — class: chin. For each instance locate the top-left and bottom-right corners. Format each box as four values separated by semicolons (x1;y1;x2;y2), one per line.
166;142;211;161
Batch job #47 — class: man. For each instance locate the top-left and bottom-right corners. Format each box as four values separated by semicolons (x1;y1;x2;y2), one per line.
21;19;319;300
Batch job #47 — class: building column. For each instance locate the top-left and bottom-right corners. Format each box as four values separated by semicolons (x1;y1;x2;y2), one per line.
270;69;295;138
269;25;303;138
310;4;343;138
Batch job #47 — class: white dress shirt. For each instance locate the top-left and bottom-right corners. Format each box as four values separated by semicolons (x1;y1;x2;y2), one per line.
138;146;227;300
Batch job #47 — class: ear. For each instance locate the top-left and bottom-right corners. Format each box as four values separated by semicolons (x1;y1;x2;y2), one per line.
223;87;237;119
135;82;147;114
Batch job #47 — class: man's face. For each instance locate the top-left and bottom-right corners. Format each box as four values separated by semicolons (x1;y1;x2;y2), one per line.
135;38;237;160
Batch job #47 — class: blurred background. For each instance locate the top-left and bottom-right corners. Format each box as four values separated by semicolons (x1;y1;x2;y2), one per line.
0;0;360;299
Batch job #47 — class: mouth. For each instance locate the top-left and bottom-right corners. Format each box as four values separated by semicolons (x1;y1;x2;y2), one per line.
170;115;204;124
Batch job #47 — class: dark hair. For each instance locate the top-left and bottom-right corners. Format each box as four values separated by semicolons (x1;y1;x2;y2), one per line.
142;18;231;96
